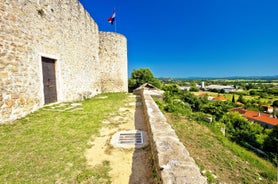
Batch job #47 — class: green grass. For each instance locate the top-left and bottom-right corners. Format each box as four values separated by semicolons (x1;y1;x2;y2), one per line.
77;160;111;184
0;93;128;183
166;113;277;184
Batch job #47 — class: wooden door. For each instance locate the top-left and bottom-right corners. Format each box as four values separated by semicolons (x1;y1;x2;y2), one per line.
42;57;57;104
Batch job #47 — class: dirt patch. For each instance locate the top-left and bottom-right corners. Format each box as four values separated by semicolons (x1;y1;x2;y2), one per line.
85;94;154;184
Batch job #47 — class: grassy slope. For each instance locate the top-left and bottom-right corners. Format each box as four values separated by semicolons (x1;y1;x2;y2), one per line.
165;113;277;184
0;93;128;183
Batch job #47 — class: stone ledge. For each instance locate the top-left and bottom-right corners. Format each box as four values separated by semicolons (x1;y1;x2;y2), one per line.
138;89;207;184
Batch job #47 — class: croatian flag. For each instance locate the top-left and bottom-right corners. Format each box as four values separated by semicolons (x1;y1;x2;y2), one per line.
107;9;116;25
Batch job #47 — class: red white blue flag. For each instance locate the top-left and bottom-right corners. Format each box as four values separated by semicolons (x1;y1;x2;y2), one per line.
107;9;116;25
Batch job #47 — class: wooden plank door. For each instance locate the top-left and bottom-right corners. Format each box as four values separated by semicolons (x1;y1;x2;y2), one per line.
42;57;57;104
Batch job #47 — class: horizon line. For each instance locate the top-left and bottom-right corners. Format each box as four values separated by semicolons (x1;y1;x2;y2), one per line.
157;75;278;79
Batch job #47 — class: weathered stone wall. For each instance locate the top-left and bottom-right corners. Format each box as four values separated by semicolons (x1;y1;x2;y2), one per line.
0;0;127;123
99;32;128;93
139;89;207;183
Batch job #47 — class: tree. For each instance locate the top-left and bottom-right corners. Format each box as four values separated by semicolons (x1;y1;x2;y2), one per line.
201;101;233;120
259;92;267;98
162;84;181;95
237;94;246;104
128;68;161;92
272;100;278;118
224;112;253;143
263;126;278;159
249;90;257;96
220;112;268;149
272;100;278;108
182;91;202;112
189;86;199;92
220;89;225;94
201;102;223;120
245;83;254;90
232;95;235;103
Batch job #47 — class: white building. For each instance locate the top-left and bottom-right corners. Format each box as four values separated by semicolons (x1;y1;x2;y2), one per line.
179;86;191;91
206;85;235;93
201;81;205;89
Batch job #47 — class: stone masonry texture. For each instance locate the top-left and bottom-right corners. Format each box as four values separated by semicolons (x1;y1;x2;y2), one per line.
0;0;128;123
138;88;207;184
99;31;128;93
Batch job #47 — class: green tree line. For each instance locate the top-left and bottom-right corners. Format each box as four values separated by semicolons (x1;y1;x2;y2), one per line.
128;68;277;163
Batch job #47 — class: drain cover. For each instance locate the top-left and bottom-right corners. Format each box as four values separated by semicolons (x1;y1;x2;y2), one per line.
118;132;143;144
110;130;148;149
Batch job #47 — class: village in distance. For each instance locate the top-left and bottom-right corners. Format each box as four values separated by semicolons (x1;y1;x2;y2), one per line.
129;68;278;172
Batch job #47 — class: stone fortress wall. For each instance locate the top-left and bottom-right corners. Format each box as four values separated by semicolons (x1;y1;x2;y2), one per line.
0;0;128;123
99;32;128;93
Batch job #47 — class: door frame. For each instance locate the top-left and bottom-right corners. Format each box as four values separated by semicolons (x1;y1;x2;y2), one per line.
38;53;62;105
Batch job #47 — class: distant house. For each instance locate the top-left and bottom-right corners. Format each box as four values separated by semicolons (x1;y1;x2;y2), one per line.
198;93;226;101
212;96;226;102
231;107;278;128
206;85;235;93
199;93;206;97
198;93;214;101
133;83;164;97
179;86;191;91
236;89;244;92
261;105;273;113
196;84;202;89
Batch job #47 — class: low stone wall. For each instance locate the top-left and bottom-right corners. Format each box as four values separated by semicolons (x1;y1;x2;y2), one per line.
139;89;207;184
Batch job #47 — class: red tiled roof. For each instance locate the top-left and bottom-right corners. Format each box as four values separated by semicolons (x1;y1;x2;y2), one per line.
244;111;278;126
199;93;207;97
232;108;278;127
213;96;226;101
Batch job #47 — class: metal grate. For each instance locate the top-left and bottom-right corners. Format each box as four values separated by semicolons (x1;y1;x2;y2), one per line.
118;132;143;144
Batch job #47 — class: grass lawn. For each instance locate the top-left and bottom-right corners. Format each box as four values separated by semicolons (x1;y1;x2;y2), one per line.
0;93;128;183
165;113;277;184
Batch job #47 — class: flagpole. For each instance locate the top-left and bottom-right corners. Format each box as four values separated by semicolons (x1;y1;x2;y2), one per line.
114;8;117;33
115;18;117;33
108;8;116;32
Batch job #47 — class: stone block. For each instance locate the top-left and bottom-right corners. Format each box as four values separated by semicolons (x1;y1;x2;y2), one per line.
10;67;19;73
19;97;25;105
26;98;33;104
4;80;11;85
5;100;14;108
0;52;6;57
1;107;12;117
11;94;19;99
0;72;8;78
0;101;4;107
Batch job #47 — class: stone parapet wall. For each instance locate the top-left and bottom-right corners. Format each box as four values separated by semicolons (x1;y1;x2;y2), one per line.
99;32;128;93
0;0;127;123
139;89;207;184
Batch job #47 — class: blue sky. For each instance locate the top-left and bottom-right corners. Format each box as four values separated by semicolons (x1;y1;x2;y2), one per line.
79;0;278;78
